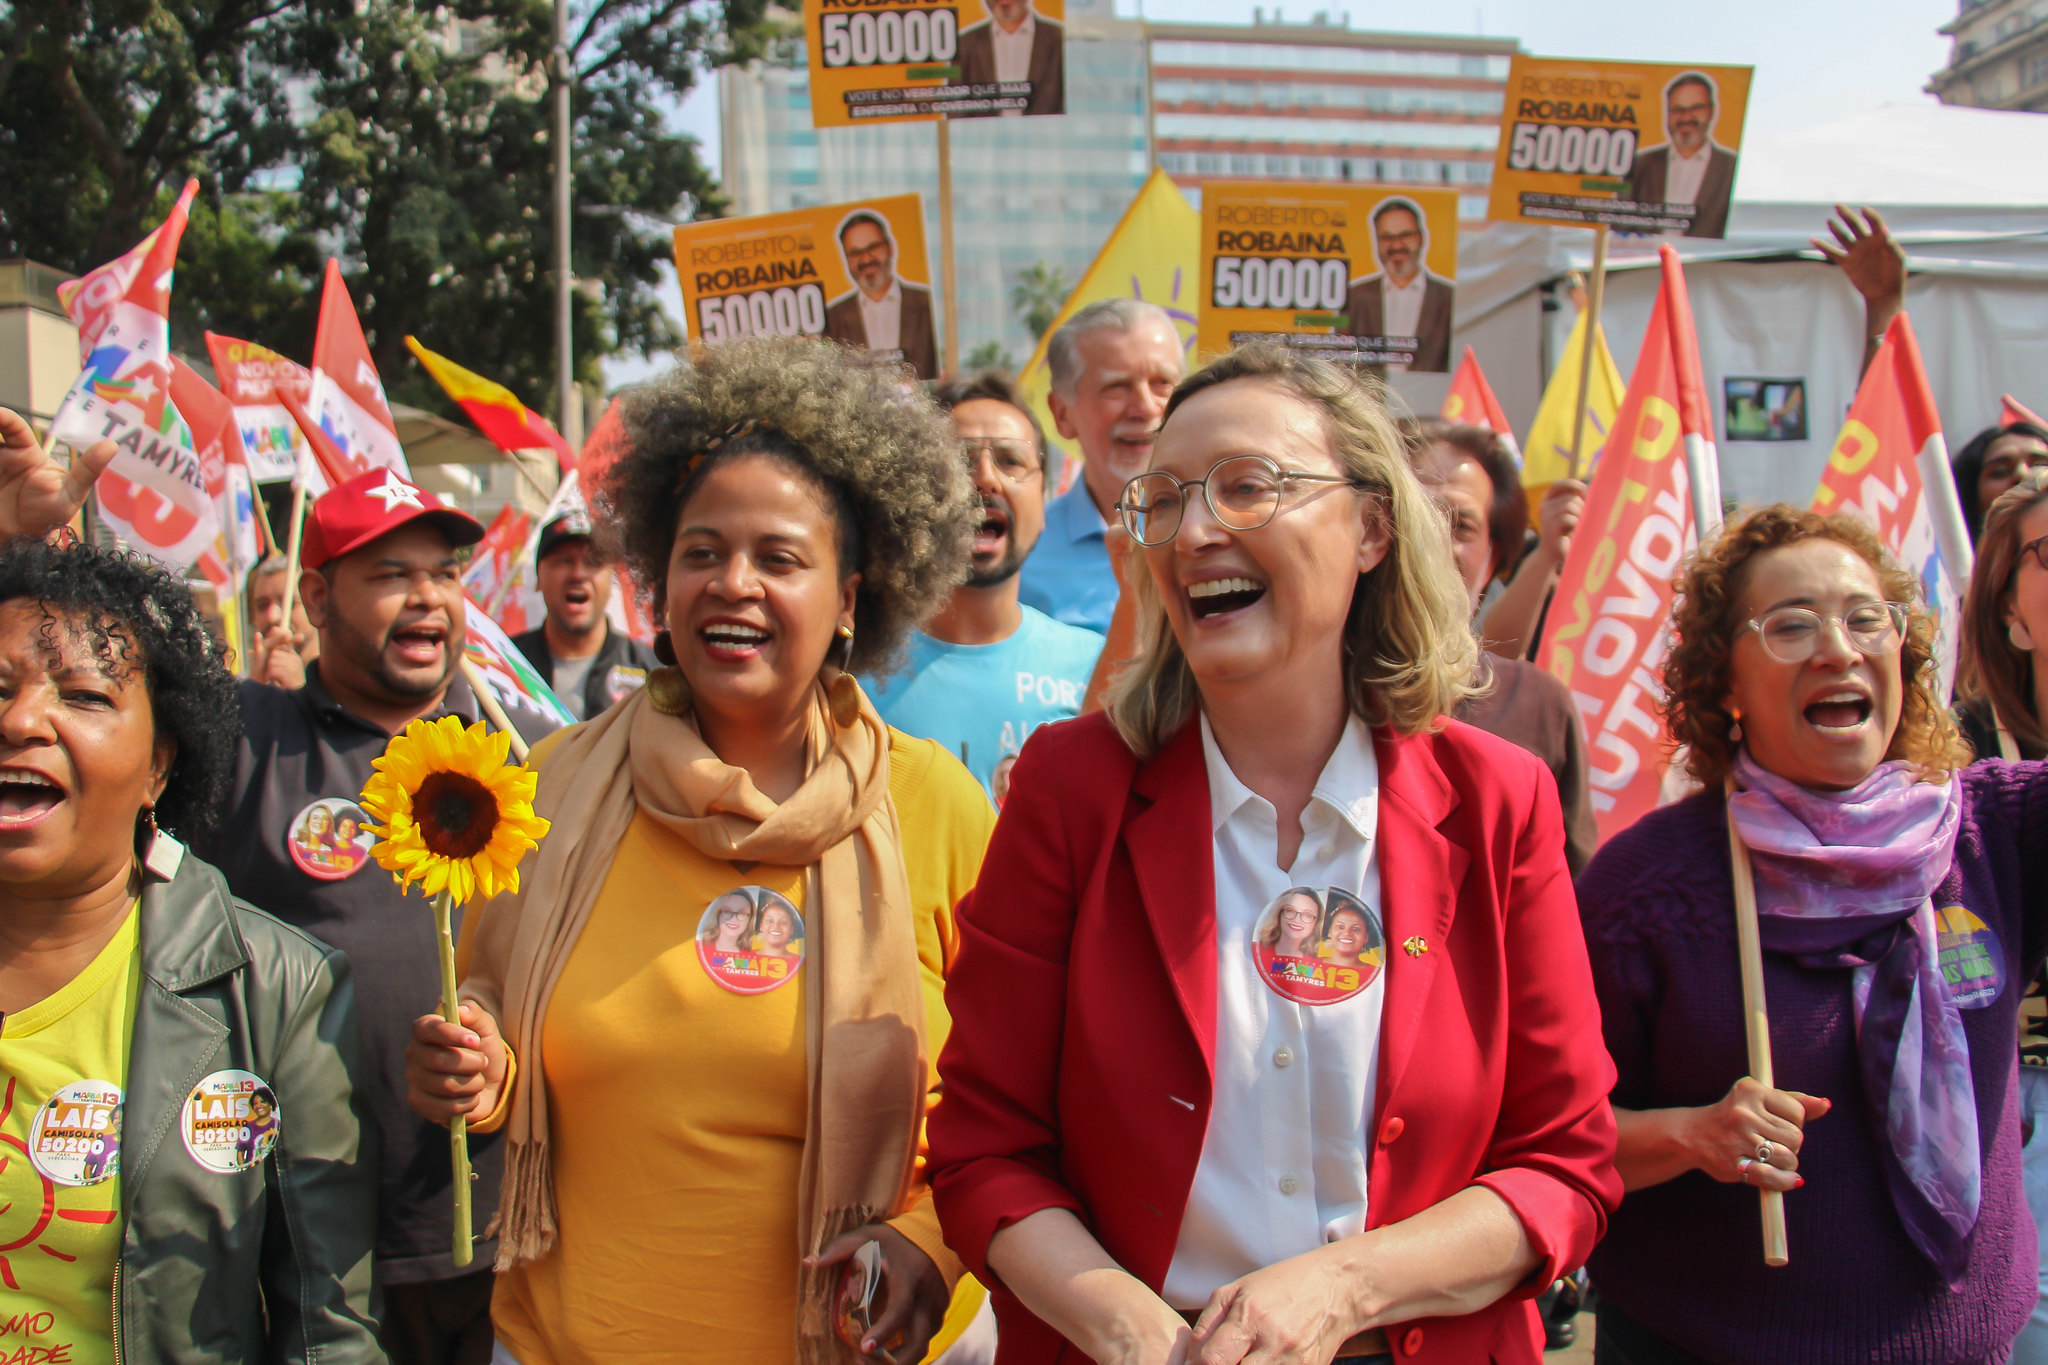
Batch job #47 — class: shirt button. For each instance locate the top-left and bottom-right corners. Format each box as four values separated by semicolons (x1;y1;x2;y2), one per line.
1278;1174;1300;1196
1273;1047;1293;1069
1379;1115;1406;1144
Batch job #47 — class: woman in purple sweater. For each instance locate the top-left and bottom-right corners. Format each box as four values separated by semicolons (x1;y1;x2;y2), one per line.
1579;506;2048;1365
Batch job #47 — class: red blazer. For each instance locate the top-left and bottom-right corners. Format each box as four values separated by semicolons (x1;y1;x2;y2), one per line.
929;712;1620;1365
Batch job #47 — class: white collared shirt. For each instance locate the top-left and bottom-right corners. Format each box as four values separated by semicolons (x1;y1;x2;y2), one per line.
857;278;903;352
991;8;1036;84
1378;273;1427;374
1161;713;1386;1309
1665;142;1711;208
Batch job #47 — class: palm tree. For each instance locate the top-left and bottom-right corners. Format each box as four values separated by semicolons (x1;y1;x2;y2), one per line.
1011;262;1073;341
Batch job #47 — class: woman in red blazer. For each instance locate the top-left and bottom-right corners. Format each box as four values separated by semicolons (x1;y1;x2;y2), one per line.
928;344;1620;1365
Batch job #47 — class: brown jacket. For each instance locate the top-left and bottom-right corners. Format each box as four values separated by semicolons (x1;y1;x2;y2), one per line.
1343;272;1454;373
1626;142;1738;239
954;13;1064;116
824;280;938;379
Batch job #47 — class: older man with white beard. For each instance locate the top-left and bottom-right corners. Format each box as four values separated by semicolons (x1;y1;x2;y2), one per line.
1016;298;1184;635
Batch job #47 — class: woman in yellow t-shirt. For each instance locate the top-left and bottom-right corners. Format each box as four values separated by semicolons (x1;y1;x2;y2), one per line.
407;337;995;1365
0;526;380;1365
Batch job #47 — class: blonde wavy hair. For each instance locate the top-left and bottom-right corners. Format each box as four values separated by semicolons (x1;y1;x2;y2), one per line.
1106;343;1479;758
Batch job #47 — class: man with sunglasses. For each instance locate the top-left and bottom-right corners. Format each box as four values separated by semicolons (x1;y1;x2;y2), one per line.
866;371;1103;805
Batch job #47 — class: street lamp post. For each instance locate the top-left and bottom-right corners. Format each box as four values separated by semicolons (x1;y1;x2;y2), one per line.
554;0;581;449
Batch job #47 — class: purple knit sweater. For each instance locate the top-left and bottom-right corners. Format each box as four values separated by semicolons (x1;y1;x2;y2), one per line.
1578;760;2048;1365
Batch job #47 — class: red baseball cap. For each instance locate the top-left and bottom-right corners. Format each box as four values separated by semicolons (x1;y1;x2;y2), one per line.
300;468;485;571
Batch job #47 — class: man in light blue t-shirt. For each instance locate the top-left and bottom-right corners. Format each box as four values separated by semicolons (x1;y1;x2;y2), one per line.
867;371;1104;805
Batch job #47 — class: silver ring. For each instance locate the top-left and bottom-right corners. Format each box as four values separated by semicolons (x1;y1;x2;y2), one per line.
1736;1156;1755;1182
1757;1141;1774;1163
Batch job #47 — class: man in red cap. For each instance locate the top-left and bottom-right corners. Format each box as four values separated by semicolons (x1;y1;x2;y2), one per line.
195;468;561;1365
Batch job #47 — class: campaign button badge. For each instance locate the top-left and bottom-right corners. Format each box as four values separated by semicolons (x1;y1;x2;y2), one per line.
182;1070;281;1173
287;797;375;881
1936;904;2005;1010
696;887;806;996
1248;887;1384;1006
28;1080;124;1187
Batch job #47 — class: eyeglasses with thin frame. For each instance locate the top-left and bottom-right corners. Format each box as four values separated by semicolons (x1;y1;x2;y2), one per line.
1116;454;1370;547
2015;533;2048;575
960;437;1041;486
1740;602;1909;665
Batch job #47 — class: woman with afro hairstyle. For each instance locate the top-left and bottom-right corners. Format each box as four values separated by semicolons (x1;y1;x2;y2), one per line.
406;337;997;1365
0;532;382;1364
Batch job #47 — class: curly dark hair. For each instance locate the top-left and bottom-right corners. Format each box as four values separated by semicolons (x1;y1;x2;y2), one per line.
598;336;975;674
1663;505;1966;789
0;536;241;837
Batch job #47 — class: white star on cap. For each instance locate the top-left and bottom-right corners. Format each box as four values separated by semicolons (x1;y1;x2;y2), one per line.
364;469;424;513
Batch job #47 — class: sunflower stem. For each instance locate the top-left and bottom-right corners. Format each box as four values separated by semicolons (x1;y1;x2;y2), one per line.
434;889;474;1268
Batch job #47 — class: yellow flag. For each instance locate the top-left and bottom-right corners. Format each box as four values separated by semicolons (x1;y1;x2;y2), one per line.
1520;309;1627;518
1016;168;1199;483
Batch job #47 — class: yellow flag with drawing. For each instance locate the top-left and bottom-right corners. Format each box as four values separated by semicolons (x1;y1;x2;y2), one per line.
1520;308;1627;518
1016;168;1198;486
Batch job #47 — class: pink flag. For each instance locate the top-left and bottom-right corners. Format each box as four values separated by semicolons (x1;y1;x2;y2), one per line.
48;179;221;570
304;260;408;479
1537;245;1720;847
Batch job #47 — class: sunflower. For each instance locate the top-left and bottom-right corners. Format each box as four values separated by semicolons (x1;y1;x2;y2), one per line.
361;715;551;905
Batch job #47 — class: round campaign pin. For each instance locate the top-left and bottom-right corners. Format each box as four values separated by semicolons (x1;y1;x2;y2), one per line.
1936;904;2005;1010
181;1070;281;1173
27;1080;124;1187
695;887;807;996
1248;887;1385;1007
287;797;376;881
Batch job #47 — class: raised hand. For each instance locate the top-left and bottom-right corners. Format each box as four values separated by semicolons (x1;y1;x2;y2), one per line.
0;408;117;540
1813;204;1905;308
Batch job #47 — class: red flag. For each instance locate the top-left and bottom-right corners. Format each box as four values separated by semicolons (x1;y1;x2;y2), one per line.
277;387;361;491
1811;314;1972;689
2003;394;2047;430
305;260;408;478
577;399;628;487
1440;347;1521;461
1537;245;1719;847
462;596;574;727
458;503;539;632
406;338;574;469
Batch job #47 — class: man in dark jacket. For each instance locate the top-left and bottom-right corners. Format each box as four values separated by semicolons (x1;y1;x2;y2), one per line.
191;467;562;1365
510;511;656;721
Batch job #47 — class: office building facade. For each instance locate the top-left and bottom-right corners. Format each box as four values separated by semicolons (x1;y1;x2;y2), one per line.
1927;0;2048;112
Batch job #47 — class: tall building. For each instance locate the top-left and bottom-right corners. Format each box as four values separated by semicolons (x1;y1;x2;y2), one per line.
1149;15;1514;226
1928;0;2048;112
718;7;1517;362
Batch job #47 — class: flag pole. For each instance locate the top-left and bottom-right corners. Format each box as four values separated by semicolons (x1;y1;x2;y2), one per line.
937;115;958;377
460;657;531;763
280;470;310;653
1566;225;1611;481
1725;778;1790;1267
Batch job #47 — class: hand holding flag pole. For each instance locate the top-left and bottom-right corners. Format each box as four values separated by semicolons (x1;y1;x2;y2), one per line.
1725;779;1790;1266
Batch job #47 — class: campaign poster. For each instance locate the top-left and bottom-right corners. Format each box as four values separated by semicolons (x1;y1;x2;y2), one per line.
673;195;940;381
1197;182;1460;373
1487;56;1753;239
804;0;1065;127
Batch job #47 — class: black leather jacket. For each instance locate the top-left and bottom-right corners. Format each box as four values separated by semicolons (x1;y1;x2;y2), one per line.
114;843;385;1364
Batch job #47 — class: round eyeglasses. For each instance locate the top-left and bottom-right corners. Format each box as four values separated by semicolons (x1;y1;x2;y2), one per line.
1116;454;1368;547
960;437;1042;486
1740;602;1909;665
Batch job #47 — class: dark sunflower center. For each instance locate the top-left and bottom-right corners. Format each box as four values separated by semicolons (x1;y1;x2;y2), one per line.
413;771;499;859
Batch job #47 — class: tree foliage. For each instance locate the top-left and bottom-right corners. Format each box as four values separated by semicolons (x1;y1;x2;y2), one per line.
0;0;771;421
1010;260;1071;342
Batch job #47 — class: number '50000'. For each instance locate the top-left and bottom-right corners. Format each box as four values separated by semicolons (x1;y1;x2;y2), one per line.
1505;122;1638;177
821;9;959;66
697;285;828;344
1213;257;1350;311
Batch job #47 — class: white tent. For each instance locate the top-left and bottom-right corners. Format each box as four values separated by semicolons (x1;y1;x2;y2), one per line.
1395;103;2048;507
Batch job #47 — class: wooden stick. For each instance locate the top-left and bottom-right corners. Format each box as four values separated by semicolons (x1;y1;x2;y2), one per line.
279;474;311;648
459;657;531;763
1566;225;1611;482
937;115;958;377
1725;778;1790;1267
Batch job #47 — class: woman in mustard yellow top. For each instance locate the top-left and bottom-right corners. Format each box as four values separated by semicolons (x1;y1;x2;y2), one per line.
405;337;994;1365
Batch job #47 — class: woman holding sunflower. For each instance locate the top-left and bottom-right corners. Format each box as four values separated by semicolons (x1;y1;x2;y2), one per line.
405;337;995;1365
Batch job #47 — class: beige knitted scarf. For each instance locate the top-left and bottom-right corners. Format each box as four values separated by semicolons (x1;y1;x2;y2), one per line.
459;682;927;1362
